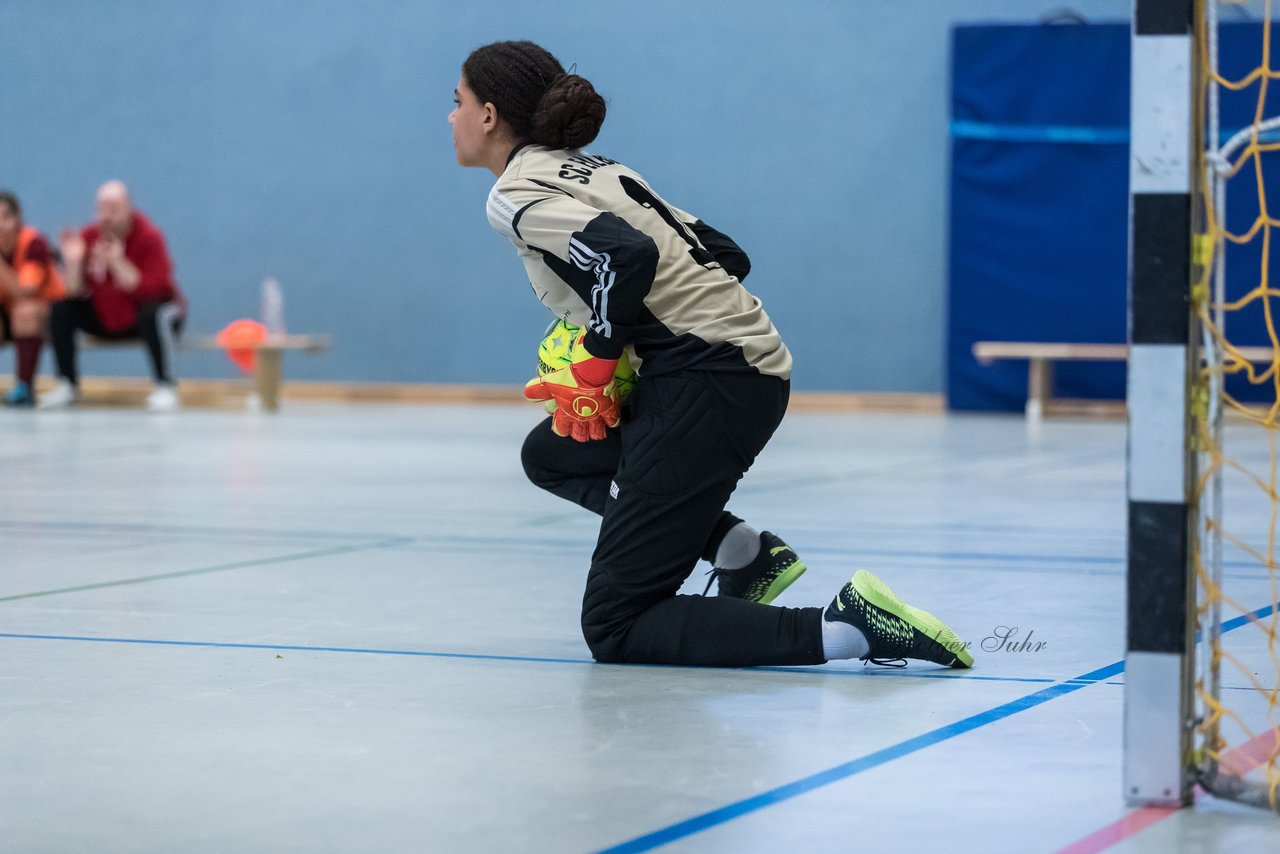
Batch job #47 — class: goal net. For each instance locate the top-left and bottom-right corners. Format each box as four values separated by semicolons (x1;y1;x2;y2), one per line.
1193;0;1280;811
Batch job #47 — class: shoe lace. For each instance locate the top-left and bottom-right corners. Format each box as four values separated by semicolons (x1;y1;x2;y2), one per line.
702;567;728;596
865;627;957;669
852;595;926;667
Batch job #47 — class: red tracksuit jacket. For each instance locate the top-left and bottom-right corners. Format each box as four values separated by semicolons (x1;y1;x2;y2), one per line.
78;210;184;332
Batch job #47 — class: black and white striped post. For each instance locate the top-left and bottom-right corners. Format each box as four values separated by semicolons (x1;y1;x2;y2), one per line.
1124;0;1197;807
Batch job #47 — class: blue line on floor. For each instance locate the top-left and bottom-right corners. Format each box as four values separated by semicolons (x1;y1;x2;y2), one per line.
802;546;1271;577
6;521;1273;583
0;632;1058;685
0;633;592;666
598;662;1124;854
5;613;1276;854
424;535;1263;576
594;600;1280;854
757;666;1056;684
1219;603;1279;631
6;597;1277;685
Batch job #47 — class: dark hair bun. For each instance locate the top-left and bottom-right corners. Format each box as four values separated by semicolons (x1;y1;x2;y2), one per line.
530;74;606;149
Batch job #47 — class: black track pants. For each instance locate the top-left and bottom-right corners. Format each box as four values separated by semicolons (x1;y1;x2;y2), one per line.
50;298;184;385
522;414;742;564
524;370;825;667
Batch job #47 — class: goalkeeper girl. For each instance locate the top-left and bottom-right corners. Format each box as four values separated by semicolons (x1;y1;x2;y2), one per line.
450;40;973;670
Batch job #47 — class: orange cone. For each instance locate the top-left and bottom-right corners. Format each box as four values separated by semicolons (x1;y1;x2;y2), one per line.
216;319;267;374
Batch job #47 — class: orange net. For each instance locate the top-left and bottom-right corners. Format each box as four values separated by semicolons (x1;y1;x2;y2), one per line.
1193;0;1280;810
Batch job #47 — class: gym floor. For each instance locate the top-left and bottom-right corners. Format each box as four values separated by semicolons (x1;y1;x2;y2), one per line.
3;402;1279;852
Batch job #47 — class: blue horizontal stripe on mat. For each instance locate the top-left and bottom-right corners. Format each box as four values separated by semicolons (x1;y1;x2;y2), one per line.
950;120;1128;144
950;121;1280;146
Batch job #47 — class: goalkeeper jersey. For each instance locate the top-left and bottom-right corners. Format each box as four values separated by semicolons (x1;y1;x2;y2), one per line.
486;144;792;380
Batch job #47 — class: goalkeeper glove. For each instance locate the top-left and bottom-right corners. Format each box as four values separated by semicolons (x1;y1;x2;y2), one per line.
524;334;621;442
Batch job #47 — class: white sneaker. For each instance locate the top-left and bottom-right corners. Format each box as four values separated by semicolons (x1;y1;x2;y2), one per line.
38;379;79;409
146;384;180;412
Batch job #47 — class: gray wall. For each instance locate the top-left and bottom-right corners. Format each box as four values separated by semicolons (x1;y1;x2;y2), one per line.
1;0;1129;390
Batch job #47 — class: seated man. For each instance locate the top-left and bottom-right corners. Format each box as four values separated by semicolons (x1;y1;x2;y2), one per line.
45;181;186;412
0;190;64;407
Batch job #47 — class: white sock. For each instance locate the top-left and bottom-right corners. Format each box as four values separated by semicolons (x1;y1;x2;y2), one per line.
714;522;761;569
822;618;870;660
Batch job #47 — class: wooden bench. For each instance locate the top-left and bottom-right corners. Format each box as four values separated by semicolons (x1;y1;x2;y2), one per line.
79;333;330;412
972;341;1274;420
182;333;329;412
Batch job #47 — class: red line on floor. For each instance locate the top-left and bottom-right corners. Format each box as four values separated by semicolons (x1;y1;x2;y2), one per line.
1055;727;1279;853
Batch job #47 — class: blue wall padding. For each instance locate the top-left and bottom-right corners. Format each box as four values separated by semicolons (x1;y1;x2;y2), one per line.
948;21;1280;411
948;22;1130;411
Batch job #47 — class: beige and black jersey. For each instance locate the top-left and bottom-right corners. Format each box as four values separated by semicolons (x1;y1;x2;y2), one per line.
486;145;792;380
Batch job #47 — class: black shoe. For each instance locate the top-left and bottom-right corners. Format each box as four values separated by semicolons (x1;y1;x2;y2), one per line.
703;531;807;605
825;569;974;668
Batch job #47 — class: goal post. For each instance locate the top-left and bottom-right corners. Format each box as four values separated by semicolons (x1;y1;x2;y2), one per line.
1123;0;1199;808
1127;0;1280;812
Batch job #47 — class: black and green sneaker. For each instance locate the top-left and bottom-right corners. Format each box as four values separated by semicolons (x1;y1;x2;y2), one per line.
825;569;974;668
703;531;807;605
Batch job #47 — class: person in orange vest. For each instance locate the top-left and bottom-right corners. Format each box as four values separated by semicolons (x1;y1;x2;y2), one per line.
0;191;64;407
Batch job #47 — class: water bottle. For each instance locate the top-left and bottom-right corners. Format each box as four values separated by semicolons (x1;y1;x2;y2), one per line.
260;277;286;335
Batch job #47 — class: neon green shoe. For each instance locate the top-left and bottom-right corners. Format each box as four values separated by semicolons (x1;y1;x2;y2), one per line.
703;531;807;605
825;569;974;668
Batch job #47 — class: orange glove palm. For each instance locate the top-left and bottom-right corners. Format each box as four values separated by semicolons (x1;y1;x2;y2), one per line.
524;335;621;442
